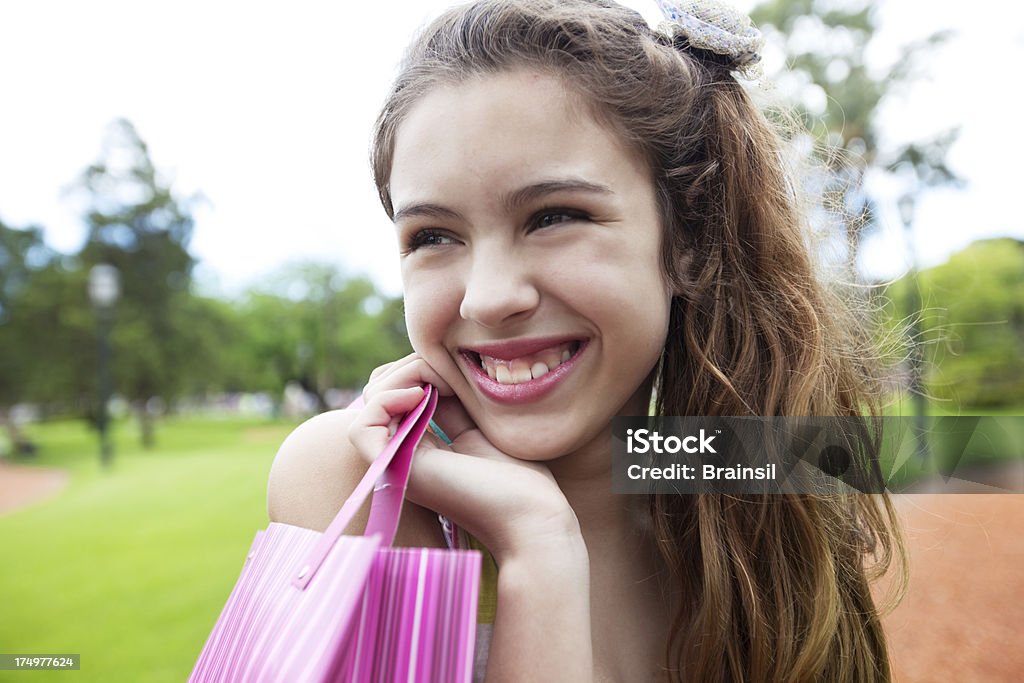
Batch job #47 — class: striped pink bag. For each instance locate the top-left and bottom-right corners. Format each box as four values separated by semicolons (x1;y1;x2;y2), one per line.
190;386;481;682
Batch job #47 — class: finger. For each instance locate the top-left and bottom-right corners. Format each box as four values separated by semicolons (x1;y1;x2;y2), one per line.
363;357;455;402
363;354;419;398
364;358;470;442
349;386;425;463
367;352;424;382
367;359;400;382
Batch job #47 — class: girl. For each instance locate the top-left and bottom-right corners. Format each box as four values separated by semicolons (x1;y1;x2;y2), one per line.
268;0;907;680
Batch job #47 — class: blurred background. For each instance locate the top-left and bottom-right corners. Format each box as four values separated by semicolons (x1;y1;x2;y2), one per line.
1;0;1022;681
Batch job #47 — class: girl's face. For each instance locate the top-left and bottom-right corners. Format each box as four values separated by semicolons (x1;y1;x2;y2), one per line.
390;70;672;461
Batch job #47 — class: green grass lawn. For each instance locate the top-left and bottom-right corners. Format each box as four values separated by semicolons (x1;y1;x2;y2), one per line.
0;416;301;683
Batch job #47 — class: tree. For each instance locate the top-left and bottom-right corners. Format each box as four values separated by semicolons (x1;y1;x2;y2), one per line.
883;239;1024;408
0;222;72;413
71;118;201;446
0;222;54;320
750;0;963;276
0;221;50;450
236;263;411;409
0;221;92;451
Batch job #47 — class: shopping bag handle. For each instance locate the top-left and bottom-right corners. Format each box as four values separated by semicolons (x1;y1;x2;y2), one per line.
291;385;438;589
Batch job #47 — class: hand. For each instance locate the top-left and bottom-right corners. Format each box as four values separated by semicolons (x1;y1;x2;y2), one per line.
360;353;470;440
350;355;582;564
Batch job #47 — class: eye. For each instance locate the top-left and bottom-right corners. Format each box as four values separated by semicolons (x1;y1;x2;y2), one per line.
530;209;589;231
404;229;457;253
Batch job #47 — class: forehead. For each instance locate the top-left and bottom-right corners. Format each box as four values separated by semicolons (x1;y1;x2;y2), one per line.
389;70;649;207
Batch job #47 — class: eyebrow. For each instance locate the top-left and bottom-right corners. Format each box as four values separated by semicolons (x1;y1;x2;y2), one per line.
392;178;614;224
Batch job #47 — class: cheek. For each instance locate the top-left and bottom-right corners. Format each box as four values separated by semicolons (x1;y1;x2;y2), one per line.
552;238;670;317
401;269;461;359
566;251;670;362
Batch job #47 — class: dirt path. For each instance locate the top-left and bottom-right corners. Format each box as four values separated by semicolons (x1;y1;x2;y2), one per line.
0;461;71;516
882;493;1024;682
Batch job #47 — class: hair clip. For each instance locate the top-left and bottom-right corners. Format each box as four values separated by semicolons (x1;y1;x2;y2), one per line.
655;0;765;79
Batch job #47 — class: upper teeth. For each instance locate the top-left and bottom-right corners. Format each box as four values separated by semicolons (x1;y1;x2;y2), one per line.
478;343;577;385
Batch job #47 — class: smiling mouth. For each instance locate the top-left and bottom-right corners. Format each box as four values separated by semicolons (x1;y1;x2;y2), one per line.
465;340;583;386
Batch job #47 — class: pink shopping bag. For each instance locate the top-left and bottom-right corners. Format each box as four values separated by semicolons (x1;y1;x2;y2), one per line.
189;386;481;682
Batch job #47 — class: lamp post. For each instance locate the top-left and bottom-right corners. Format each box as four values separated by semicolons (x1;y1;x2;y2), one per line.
898;194;929;460
88;264;120;468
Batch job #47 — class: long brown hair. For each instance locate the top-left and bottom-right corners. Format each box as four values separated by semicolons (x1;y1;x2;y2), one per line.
370;1;907;680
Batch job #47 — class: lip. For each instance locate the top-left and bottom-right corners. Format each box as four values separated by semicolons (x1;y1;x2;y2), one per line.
459;337;589;405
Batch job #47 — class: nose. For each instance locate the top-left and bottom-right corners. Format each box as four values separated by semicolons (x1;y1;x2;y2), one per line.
459;246;540;328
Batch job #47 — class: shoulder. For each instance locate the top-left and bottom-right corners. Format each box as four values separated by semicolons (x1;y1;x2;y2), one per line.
266;409;447;548
267;409;360;532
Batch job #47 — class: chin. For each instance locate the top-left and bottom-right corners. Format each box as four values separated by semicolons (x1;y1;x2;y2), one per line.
482;421;593;463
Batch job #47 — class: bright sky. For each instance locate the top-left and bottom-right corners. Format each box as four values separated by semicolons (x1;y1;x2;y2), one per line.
1;1;1021;298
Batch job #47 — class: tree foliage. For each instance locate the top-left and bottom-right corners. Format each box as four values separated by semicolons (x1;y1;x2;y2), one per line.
0;119;410;434
883;239;1024;408
750;0;963;273
237;263;411;408
0;222;90;412
71;119;200;418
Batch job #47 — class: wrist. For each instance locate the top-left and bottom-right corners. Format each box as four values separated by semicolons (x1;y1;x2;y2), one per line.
490;519;588;569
